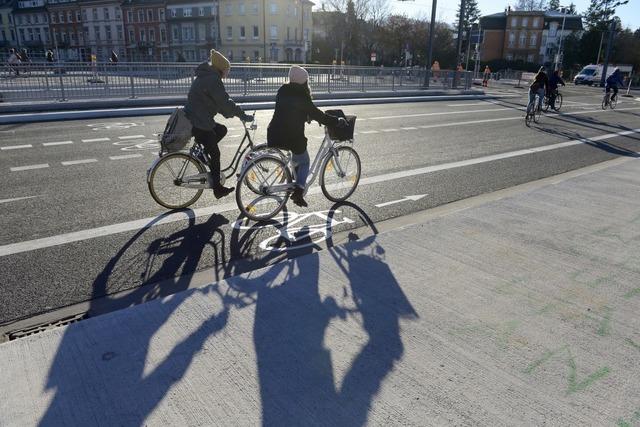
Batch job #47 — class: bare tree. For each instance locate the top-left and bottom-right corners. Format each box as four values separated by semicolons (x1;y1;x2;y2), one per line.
323;0;389;21
515;0;548;10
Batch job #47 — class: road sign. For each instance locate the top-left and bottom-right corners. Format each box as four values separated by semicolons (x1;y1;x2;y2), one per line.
370;52;377;63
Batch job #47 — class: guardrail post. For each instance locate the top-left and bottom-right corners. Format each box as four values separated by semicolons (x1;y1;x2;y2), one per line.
392;72;395;91
243;66;248;96
157;64;162;89
58;71;66;101
361;71;365;92
327;70;331;93
104;64;110;96
129;75;136;98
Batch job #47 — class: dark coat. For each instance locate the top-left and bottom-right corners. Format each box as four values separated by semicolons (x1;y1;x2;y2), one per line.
267;83;339;155
184;62;243;131
549;74;565;90
530;72;549;92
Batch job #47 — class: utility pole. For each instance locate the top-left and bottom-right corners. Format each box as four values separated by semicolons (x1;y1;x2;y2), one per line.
600;19;616;87
555;6;567;70
456;0;466;65
424;0;437;87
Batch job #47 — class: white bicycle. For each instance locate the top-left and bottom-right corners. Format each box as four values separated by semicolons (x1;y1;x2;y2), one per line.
236;114;361;221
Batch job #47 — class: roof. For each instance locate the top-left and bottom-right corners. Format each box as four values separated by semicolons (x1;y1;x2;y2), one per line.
479;12;506;30
479;10;583;31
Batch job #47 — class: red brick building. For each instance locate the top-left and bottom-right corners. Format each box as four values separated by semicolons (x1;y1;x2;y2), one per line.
122;0;168;61
47;0;84;60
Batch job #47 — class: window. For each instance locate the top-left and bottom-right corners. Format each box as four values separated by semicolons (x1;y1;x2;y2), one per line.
160;28;166;42
127;11;133;23
76;11;81;21
519;32;526;46
226;26;232;39
128;29;135;42
239;3;245;15
270;3;277;14
115;8;121;19
253;25;259;38
251;3;259;14
0;30;5;41
67;11;72;22
533;17;540;27
116;24;123;40
508;32;515;47
241;50;246;60
104;8;109;20
34;14;39;23
105;25;111;40
93;25;100;39
27;27;33;41
59;12;64;23
506;53;513;61
147;9;153;21
82;10;86;21
183;8;192;17
198;23;205;40
149;28;155;41
26;15;31;24
254;50;259;60
522;17;528;27
227;50;233;60
270;25;277;39
159;9;165;21
199;7;204;16
173;27;179;40
240;26;245;39
527;53;534;63
92;8;98;20
83;26;89;41
182;26;193;40
139;29;145;41
304;29;309;40
511;17;517;27
170;9;176;18
51;13;56;23
138;10;144;22
224;4;232;15
530;33;536;47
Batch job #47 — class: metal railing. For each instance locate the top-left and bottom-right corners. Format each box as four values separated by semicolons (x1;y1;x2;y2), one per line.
0;62;473;103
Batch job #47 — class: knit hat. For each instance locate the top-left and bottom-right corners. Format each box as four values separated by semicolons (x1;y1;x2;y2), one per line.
210;49;231;78
288;65;309;84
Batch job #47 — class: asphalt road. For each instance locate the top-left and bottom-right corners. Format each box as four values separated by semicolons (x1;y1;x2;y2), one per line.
1;84;639;329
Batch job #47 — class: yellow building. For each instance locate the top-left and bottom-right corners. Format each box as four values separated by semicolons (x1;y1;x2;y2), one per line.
218;0;312;63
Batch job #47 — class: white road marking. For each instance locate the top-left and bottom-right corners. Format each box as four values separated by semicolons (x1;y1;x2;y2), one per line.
2;127;639;257
82;137;110;143
228;134;243;138
118;135;146;140
10;164;49;172
61;159;98;166
375;194;427;208
0;195;40;204
43;141;73;146
360;130;379;134
1;144;32;150
401;127;418;130
382;129;399;132
368;107;512;120
446;102;489;107
110;154;143;160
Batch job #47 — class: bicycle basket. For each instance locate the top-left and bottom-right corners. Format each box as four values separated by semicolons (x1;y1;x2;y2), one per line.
325;109;357;141
160;107;193;152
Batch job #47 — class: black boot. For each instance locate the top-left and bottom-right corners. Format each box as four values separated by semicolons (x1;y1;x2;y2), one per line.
213;185;234;199
290;187;308;207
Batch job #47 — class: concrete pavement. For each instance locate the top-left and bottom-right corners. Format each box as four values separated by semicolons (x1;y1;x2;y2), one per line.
2;155;640;426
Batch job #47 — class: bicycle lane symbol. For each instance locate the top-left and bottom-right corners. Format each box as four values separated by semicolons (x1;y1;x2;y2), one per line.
87;122;144;131
112;138;160;151
231;210;355;252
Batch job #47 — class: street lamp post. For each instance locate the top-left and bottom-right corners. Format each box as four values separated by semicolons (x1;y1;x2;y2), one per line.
554;7;567;71
396;0;437;88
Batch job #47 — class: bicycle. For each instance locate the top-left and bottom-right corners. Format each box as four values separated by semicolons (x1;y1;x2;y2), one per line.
601;90;617;110
147;115;262;210
235;115;361;222
542;89;563;112
525;94;542;127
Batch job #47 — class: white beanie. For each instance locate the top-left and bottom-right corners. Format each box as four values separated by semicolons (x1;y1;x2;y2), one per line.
288;65;309;84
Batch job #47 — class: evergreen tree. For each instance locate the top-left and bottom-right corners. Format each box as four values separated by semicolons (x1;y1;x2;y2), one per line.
584;0;628;29
515;0;547;11
454;0;481;32
547;0;560;11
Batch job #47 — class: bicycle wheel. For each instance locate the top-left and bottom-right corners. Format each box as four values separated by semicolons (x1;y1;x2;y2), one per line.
148;153;205;209
610;95;617;109
236;155;292;221
320;145;361;202
533;101;542;124
525;103;533;127
542;96;550;112
555;93;563;111
601;95;608;110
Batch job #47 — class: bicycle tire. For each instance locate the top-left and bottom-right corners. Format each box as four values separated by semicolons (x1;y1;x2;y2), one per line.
525;103;533;127
555;93;563;111
610;95;617;109
320;146;361;202
542;96;550;112
602;95;608;110
148;153;205;209
533;100;542;124
236;155;292;221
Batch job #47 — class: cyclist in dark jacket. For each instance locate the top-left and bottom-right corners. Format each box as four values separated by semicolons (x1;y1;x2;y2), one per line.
528;67;548;113
548;70;565;110
267;65;345;207
184;49;253;199
605;68;624;104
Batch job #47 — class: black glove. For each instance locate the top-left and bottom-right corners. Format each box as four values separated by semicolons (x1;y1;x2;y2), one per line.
240;112;254;122
337;117;348;128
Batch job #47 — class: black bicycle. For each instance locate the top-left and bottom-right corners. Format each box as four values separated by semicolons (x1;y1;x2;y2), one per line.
543;89;563;112
147;116;264;209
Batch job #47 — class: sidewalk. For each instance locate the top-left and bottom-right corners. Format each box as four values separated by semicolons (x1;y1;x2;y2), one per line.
2;157;640;426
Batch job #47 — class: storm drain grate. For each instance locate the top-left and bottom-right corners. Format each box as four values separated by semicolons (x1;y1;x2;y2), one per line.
5;312;88;341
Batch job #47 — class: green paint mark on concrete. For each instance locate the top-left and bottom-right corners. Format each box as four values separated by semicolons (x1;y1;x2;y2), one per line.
524;346;566;374
624;288;640;299
616;409;640;427
617;419;631;427
626;338;640;352
566;354;610;395
597;307;612;336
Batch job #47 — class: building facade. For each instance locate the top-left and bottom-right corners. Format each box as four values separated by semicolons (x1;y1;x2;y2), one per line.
218;0;312;63
47;0;83;60
122;0;168;61
12;0;50;57
166;0;218;62
0;0;17;55
479;9;582;66
79;0;125;61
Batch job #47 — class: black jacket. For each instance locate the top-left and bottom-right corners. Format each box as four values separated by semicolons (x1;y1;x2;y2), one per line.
530;72;549;92
267;83;339;154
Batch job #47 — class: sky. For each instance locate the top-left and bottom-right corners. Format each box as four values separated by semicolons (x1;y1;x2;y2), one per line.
389;0;640;30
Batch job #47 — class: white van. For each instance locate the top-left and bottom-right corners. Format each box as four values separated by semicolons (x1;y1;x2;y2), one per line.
574;64;633;86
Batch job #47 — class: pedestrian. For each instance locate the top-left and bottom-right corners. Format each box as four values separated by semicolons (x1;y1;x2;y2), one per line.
46;49;54;63
431;60;440;82
266;65;346;207
482;65;491;87
110;50;118;64
7;48;20;76
183;49;253;199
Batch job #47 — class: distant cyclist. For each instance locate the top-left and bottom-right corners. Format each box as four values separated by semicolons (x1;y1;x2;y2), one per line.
528;67;548;114
7;48;20;76
548;70;566;111
604;67;624;106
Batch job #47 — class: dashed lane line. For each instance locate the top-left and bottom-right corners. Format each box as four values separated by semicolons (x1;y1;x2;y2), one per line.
110;154;143;160
0;195;40;204
10;164;49;172
117;135;146;140
42;141;73;146
1;126;639;257
82;138;110;143
382;129;399;132
61;159;98;166
360;130;379;134
1;144;32;150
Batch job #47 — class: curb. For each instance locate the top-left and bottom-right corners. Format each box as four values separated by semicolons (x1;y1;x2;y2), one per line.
0;92;491;124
